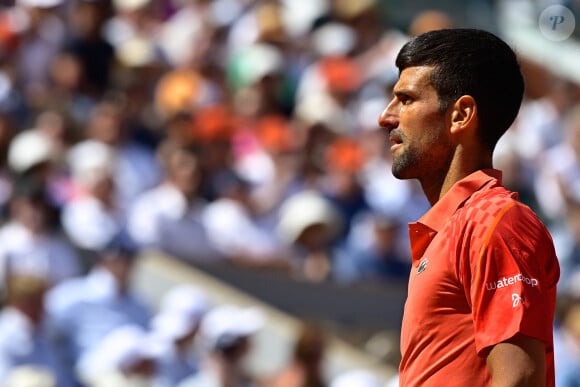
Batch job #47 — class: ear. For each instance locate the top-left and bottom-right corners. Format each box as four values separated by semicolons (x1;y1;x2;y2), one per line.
449;95;477;135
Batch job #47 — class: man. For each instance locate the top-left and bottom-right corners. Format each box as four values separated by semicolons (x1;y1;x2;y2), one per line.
177;304;264;387
0;275;74;386
378;29;560;386
46;232;151;379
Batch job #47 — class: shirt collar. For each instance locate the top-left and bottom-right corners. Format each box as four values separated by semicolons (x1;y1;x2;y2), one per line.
417;169;502;231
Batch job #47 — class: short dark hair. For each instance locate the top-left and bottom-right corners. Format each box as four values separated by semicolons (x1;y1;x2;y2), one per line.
395;28;524;151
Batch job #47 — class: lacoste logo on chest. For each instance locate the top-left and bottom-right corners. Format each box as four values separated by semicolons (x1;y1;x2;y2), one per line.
417;257;429;274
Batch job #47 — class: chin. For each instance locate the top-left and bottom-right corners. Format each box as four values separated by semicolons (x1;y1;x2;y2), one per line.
391;169;414;180
391;151;421;180
391;162;414;180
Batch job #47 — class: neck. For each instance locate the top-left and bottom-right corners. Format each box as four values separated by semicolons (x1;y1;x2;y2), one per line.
421;146;493;206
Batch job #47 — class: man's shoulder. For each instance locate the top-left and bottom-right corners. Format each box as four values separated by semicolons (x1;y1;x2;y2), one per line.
452;186;552;248
469;186;546;228
453;185;519;227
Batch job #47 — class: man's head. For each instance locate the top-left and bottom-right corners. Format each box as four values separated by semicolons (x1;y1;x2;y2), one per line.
395;28;524;151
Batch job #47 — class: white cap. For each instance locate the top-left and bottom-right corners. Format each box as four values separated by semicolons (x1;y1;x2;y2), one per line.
150;313;197;342
113;0;150;12
17;0;63;8
67;140;116;188
8;130;54;173
310;23;357;57
277;190;343;244
151;285;210;341
200;305;264;350
330;370;383;387
6;366;56;387
159;285;210;319
78;324;160;380
116;36;156;67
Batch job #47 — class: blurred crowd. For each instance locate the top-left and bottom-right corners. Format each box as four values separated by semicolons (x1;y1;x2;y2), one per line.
0;0;579;385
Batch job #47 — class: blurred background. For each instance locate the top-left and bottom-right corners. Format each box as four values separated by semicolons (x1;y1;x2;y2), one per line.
0;0;579;386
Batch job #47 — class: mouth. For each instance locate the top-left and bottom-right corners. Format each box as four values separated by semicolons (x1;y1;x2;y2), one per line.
389;131;403;151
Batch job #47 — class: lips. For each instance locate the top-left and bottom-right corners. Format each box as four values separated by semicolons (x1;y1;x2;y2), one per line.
389;131;402;144
388;130;403;152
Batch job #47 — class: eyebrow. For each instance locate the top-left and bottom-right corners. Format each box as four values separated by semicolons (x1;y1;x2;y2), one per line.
393;89;416;98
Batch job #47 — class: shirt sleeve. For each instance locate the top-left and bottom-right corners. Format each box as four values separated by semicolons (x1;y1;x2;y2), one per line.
466;202;560;356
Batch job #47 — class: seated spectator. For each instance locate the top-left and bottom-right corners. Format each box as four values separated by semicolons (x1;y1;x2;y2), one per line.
237;115;308;236
79;99;162;214
333;212;411;285
277;190;343;282
61;140;123;254
177;304;265;387
267;322;328;387
7;127;66;208
77;324;159;387
128;143;221;261
554;293;580;386
0;275;74;386
320;136;370;243
0;177;81;293
534;104;580;223
45;232;151;375
150;284;211;387
552;199;580;291
202;170;290;269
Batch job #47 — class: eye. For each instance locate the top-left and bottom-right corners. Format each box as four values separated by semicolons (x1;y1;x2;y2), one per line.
397;94;412;105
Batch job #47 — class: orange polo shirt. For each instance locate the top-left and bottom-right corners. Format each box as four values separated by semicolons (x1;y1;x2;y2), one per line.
399;169;559;386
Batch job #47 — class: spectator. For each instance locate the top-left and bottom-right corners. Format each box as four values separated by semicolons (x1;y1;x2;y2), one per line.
128;142;221;261
0;275;74;386
177;304;265;387
554;294;580;386
552;199;580;292
7;129;57;191
267;322;328;387
191;104;239;202
202;169;289;268
320;136;370;242
333;212;410;285
0;176;81;293
102;0;160;69
239;115;307;236
77;324;159;387
13;0;67;114
79;99;162;214
534;104;580;224
150;284;211;387
46;50;95;131
295;55;362;136
63;0;115;98
45;232;151;375
61;140;122;254
277;190;343;282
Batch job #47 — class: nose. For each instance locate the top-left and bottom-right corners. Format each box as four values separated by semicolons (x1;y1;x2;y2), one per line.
378;98;399;131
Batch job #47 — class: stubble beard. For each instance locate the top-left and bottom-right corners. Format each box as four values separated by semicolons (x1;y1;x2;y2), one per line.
391;147;419;180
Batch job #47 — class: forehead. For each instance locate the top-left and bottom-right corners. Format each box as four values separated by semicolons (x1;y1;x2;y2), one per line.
394;66;436;92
